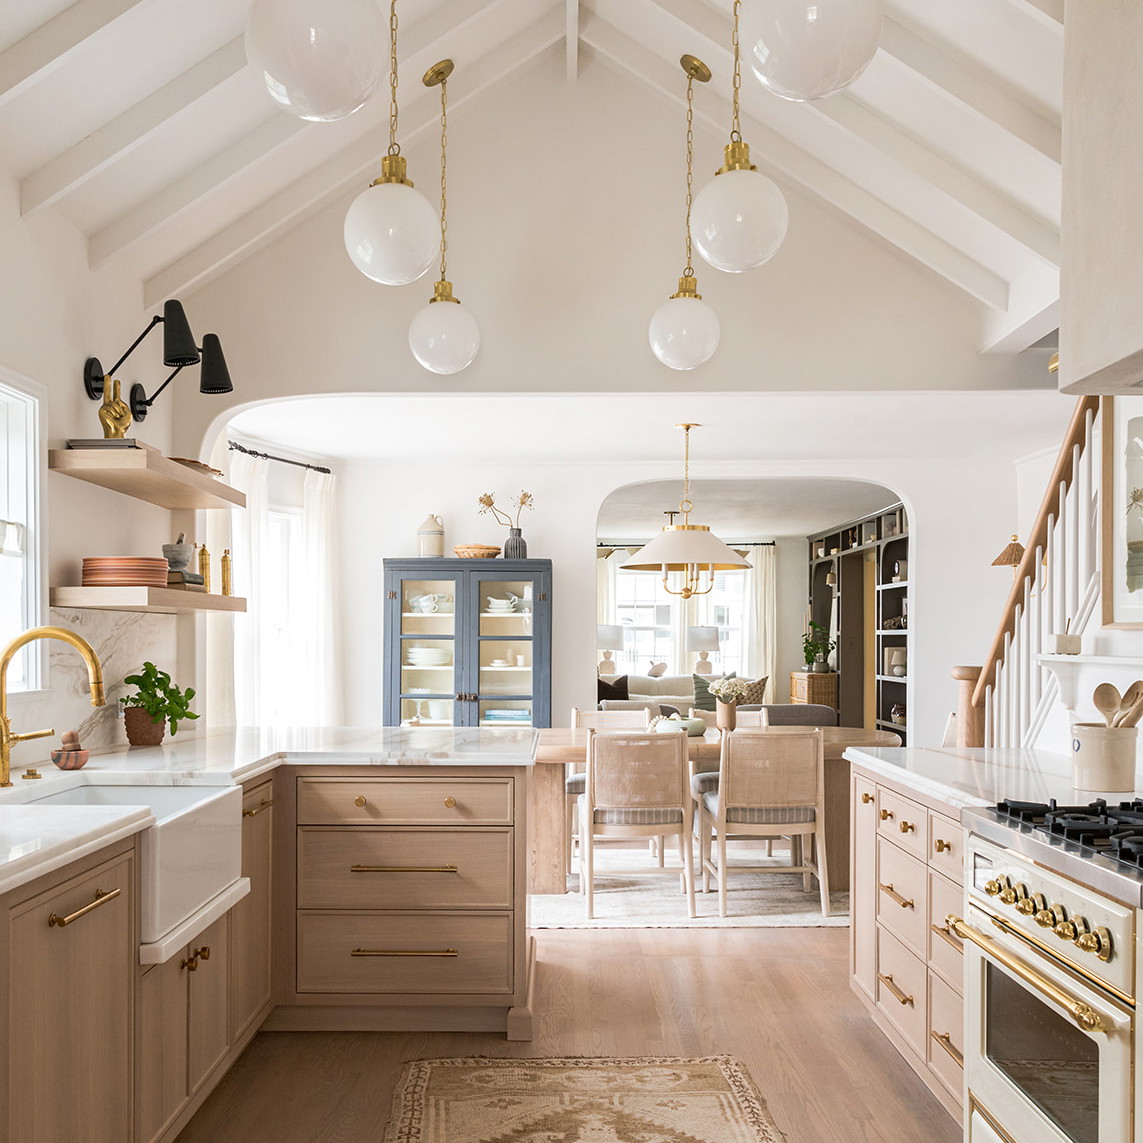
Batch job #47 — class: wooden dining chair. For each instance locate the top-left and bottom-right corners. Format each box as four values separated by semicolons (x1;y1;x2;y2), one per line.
697;727;829;918
579;729;696;919
564;707;652;873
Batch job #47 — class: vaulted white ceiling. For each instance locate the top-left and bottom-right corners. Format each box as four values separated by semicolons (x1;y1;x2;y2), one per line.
0;0;1062;351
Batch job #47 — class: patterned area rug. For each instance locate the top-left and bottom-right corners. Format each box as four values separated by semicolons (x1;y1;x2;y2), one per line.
530;843;848;928
382;1056;787;1143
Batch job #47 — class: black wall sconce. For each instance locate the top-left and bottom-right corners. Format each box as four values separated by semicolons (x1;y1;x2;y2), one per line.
84;299;233;422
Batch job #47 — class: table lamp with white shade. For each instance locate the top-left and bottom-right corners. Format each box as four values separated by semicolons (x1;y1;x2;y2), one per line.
890;649;907;677
687;626;720;675
597;625;624;676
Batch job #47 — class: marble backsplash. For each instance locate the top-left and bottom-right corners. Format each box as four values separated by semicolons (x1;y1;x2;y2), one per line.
7;608;178;770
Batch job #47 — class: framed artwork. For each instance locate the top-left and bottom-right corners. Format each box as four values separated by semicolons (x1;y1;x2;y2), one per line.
1101;395;1143;627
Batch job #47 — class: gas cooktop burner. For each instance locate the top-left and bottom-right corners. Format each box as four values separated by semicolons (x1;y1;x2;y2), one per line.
995;797;1143;870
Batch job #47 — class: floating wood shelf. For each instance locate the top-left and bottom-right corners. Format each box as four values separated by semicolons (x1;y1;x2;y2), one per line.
51;587;247;614
48;443;245;510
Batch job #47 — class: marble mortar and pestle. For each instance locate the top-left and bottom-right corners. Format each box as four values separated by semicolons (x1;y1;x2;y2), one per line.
162;532;194;571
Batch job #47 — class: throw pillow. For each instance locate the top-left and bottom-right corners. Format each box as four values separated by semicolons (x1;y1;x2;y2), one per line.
741;677;769;705
693;672;735;710
597;674;629;702
647;661;668;677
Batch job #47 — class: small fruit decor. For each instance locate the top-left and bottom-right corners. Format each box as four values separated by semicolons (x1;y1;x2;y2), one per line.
50;730;89;770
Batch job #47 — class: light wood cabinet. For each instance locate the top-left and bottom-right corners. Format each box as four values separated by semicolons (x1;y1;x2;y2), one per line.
229;777;274;1043
2;841;136;1143
849;764;964;1123
269;765;534;1040
788;671;838;708
136;917;229;1143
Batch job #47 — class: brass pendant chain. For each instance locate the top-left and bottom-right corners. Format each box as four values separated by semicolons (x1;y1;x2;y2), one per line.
679;423;695;522
684;71;696;278
438;76;448;281
731;0;743;144
387;0;400;157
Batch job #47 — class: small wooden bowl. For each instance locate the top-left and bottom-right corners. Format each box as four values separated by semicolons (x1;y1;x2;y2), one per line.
453;544;501;559
51;749;89;770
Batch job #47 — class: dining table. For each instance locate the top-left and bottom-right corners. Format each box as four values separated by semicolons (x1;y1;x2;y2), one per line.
527;724;902;895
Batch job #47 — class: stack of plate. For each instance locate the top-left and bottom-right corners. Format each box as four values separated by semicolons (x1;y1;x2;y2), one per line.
406;645;451;668
82;557;169;587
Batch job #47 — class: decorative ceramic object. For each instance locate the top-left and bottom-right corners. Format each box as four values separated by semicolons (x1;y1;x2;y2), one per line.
647;661;668;677
124;706;165;747
417;514;445;557
162;533;193;571
51;730;89;769
890;703;906;726
504;527;527;559
694;651;715;676
715;700;736;731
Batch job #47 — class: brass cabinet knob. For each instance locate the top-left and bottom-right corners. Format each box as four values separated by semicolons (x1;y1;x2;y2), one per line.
194;945;211;961
181;955;199;972
444;796;457;809
354;795;367;808
899;821;916;834
861;792;874;804
879;809;894;821
934;838;952;853
1075;926;1114;962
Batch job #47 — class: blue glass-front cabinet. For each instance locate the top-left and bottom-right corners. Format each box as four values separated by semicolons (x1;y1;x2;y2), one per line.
382;558;552;728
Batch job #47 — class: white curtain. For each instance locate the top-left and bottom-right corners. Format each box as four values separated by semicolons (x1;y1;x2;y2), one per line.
744;545;777;700
295;469;342;725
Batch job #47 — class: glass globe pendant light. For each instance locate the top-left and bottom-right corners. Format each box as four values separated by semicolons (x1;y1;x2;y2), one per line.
690;1;789;274
408;61;480;375
343;0;438;285
245;0;386;122
649;55;721;372
742;0;884;103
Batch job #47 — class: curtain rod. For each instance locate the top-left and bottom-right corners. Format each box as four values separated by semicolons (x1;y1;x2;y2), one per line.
228;440;331;475
596;540;774;548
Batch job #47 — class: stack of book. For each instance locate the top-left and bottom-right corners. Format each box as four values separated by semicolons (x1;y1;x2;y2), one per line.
167;570;206;592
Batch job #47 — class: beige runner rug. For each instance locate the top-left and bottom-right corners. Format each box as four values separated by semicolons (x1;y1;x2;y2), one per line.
382;1055;787;1143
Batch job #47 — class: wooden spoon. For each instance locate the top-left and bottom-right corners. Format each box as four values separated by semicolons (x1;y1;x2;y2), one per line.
1093;682;1122;728
1118;689;1143;729
1113;681;1143;727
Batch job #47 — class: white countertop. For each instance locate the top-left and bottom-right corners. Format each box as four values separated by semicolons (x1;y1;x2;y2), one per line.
843;743;1105;809
0;726;538;895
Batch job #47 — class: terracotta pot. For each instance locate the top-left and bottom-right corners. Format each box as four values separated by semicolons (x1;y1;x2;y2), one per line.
715;701;737;732
124;706;166;747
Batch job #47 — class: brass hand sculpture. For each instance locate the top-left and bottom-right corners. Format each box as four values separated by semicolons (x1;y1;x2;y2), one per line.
98;377;132;439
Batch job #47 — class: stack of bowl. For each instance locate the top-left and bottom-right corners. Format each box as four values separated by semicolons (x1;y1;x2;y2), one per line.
485;598;517;615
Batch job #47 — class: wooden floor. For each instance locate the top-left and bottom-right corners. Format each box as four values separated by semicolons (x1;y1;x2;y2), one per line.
177;928;959;1143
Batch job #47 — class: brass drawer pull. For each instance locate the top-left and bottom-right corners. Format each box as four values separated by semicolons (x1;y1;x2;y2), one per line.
354;796;367;808
879;882;914;909
243;798;274;818
444;796;457;808
194;945;211;961
861;792;874;804
879;809;894;821
899;821;916;834
48;887;120;928
350;948;458;957
931;922;963;953
878;973;914;1006
931;1030;964;1068
934;838;953;853
350;864;459;874
181;955;199;972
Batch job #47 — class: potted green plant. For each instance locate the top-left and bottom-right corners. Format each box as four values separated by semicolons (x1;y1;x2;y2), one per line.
802;621;837;673
120;661;198;747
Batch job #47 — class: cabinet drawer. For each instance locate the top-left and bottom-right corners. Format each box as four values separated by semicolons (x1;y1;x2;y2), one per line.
297;912;512;994
297;777;513;825
876;927;927;1057
297;828;512;909
929;811;963;883
877;837;928;955
876;788;927;858
928;969;965;1100
928;871;964;990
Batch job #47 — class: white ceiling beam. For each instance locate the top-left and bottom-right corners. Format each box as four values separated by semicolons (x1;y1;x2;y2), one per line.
0;0;155;110
92;0;516;268
566;0;579;82
1005;0;1064;26
878;18;1060;162
143;9;564;306
21;36;247;215
583;13;1009;310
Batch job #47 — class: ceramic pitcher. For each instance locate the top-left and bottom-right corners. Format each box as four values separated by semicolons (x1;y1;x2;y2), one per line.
417;514;444;557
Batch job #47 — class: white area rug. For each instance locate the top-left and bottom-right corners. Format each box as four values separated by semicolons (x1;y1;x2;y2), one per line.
529;842;849;928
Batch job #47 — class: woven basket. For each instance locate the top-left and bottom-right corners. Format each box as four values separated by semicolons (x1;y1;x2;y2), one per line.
454;544;501;559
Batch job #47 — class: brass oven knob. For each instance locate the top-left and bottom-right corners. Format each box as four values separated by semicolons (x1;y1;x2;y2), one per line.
984;876;1010;897
999;882;1027;907
1016;892;1046;917
1035;904;1067;929
1076;926;1114;962
1054;917;1084;941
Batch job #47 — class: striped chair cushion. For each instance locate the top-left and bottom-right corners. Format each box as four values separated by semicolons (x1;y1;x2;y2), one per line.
566;772;586;795
690;771;720;798
700;790;816;824
577;795;684;826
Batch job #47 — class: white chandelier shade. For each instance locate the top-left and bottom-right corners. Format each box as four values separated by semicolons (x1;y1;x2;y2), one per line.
622;526;751;575
649;296;720;371
691;167;789;273
409;297;480;374
343;182;439;285
742;0;884;103
244;0;387;122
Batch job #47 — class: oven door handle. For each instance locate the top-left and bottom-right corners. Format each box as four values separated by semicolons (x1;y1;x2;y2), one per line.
947;915;1107;1034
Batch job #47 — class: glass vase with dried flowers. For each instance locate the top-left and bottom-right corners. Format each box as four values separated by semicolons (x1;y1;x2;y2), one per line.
478;491;534;558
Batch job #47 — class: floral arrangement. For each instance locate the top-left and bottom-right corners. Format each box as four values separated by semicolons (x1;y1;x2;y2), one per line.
478;491;534;529
708;675;749;706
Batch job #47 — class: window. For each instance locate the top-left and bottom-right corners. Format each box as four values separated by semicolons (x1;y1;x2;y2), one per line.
0;378;40;690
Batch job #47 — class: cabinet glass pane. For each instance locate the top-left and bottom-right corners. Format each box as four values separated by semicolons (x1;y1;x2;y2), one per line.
401;697;453;725
400;579;456;636
480;641;532;701
401;638;454;699
480;699;532;726
478;578;535;637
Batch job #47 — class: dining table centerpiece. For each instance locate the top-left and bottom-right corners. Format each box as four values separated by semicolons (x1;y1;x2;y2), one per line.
708;674;749;731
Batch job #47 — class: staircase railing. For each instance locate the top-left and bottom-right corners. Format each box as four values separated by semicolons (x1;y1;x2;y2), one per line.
959;396;1101;748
